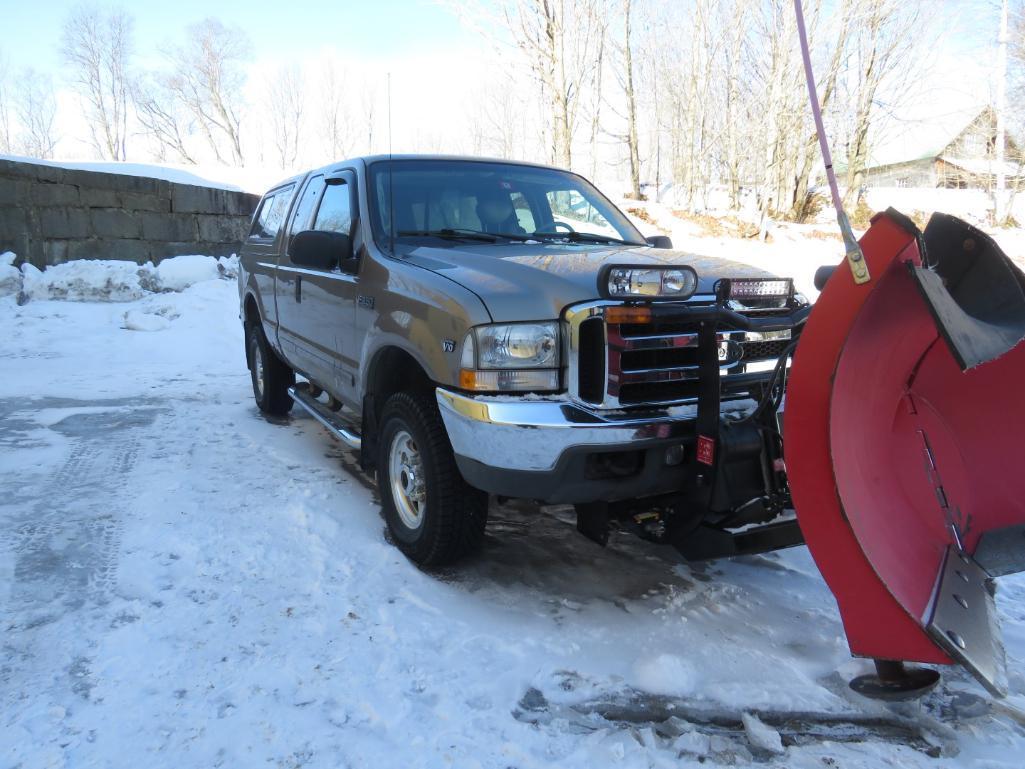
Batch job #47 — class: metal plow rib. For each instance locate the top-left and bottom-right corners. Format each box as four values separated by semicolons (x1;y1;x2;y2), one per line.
786;208;1025;697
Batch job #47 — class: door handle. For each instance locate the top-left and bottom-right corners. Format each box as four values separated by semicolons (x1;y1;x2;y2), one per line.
295;274;302;303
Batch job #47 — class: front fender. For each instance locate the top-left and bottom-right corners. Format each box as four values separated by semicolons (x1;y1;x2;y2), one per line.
357;254;491;390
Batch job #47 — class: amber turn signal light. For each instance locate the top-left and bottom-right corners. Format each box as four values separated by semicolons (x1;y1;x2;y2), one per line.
605;306;653;324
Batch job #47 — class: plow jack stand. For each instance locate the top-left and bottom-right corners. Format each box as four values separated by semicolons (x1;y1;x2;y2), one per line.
786;209;1025;698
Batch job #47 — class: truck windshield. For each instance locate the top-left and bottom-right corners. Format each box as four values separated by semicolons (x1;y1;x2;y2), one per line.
367;159;646;250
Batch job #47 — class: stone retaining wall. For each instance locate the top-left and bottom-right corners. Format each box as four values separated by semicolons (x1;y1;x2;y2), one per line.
0;158;261;268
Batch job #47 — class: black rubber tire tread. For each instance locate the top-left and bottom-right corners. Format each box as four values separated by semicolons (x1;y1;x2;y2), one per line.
247;319;294;416
377;391;487;566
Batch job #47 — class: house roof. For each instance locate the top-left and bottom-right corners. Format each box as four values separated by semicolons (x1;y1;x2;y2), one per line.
866;106;996;169
939;156;1025;177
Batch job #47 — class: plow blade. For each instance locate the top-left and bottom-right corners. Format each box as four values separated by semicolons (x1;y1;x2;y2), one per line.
786;209;1025;696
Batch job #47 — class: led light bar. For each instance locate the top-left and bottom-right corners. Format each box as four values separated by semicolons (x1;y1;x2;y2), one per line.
723;278;793;299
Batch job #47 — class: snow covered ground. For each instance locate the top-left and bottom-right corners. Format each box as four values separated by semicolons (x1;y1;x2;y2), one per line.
3;256;1025;769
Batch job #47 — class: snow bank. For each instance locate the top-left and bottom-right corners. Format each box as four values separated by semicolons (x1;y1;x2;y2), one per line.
5;253;238;304
0;251;20;297
155;254;225;292
122;309;172;332
20;259;151;302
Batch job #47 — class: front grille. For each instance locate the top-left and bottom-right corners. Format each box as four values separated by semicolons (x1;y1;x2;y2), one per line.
567;300;796;409
618;380;701;405
620;347;701;371
741;339;790;360
577;318;606;404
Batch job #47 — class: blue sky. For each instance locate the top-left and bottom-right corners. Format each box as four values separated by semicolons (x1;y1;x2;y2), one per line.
0;0;476;72
0;0;1009;167
1;0;1004;70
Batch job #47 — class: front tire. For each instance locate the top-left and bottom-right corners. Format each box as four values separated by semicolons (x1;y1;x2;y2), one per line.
246;319;294;415
377;392;487;566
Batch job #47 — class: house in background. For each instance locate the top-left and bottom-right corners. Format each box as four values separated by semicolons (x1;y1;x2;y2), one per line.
861;108;1025;189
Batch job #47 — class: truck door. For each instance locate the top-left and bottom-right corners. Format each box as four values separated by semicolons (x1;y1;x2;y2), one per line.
275;174;323;372
276;170;361;406
245;183;295;336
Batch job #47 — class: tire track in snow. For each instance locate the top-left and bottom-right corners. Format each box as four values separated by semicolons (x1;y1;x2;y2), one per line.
0;399;164;710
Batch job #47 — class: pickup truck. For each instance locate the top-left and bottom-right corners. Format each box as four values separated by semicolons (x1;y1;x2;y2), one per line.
238;155;810;566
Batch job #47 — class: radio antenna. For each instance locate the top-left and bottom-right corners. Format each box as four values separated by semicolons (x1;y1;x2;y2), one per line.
388;72;395;256
793;0;869;284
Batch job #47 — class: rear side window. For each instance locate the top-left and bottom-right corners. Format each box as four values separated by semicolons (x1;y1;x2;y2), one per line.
314;183;353;235
249;185;295;241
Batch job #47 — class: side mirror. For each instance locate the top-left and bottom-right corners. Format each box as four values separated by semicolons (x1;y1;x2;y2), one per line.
290;230;354;271
814;264;836;291
646;235;673;249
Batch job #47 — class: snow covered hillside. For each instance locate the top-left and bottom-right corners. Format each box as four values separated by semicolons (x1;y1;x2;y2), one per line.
2;257;1025;768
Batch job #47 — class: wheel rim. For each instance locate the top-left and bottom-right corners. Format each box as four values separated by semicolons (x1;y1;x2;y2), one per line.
250;335;265;399
388;429;426;530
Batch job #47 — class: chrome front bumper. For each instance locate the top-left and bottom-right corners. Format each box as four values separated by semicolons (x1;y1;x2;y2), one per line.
436;387;754;473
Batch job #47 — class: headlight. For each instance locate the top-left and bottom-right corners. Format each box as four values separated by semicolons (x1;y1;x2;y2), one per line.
475;322;558;368
459;322;560;392
600;265;698;300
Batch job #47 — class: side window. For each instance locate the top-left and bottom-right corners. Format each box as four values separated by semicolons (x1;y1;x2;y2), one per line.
511;191;536;232
313;182;353;235
288;176;325;238
545;189;618;238
249;185;295;241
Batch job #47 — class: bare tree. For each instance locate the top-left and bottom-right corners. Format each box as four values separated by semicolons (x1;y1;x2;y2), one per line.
500;0;606;168
61;4;133;161
0;51;12;154
15;69;58;159
132;74;196;163
320;59;353;160
720;0;751;210
617;0;642;197
841;0;924;207
266;64;305;170
166;18;250;165
655;0;721;211
361;84;378;154
788;0;857;220
1009;0;1025;105
465;70;533;159
586;7;609;179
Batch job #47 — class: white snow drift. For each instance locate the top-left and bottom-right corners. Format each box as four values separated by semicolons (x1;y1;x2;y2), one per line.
2;252;238;303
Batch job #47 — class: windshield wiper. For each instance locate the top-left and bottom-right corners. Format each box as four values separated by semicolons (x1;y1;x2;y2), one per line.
397;228;497;242
531;230;643;246
487;231;536;242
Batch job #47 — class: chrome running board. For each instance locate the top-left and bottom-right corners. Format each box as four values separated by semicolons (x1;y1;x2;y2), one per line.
288;383;362;451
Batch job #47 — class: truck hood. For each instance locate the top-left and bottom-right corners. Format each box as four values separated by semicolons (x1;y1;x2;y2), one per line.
402;242;783;321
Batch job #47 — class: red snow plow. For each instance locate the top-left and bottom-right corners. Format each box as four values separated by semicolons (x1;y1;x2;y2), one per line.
784;208;1025;699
